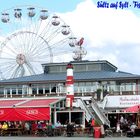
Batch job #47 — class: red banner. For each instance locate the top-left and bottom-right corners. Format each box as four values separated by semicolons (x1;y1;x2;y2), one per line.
0;107;50;121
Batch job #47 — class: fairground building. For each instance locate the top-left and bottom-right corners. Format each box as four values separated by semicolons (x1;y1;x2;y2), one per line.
0;60;140;128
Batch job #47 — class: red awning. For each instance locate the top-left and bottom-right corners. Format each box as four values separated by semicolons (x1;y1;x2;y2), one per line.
0;98;59;121
0;108;50;121
123;104;140;113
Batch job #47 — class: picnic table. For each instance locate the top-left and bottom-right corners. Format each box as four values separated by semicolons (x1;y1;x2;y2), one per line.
0;128;23;136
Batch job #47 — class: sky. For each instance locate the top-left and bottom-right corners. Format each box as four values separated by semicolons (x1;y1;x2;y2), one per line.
0;0;140;75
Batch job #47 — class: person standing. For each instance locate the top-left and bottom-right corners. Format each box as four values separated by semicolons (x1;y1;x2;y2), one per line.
100;125;105;137
116;121;123;136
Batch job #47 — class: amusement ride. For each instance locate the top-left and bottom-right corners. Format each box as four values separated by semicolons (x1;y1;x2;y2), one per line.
0;5;87;79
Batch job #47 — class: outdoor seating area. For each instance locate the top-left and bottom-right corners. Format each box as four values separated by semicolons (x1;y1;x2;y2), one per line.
1;120;140;138
0;121;92;137
34;126;91;137
0;128;23;136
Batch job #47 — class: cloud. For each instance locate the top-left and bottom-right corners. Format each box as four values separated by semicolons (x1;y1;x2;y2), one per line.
58;0;140;74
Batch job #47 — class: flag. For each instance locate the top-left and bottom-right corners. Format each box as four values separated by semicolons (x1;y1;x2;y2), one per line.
76;37;84;46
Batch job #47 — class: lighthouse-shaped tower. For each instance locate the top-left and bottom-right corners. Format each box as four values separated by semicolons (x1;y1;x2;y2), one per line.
66;63;74;109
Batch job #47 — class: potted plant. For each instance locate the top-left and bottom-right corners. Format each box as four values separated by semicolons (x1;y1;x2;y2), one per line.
96;88;102;101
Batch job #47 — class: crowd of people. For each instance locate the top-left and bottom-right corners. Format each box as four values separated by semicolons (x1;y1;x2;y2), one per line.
110;115;140;136
0;121;22;130
117;116;137;132
0;115;139;137
85;114;140;137
0;120;63;136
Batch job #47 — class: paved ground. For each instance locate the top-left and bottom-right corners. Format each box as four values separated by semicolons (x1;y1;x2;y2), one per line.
0;136;139;140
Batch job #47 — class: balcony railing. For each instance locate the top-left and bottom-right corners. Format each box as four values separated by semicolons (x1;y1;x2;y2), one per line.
0;90;139;99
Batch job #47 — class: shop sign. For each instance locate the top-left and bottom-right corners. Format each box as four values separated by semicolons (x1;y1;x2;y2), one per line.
105;95;140;108
26;109;38;115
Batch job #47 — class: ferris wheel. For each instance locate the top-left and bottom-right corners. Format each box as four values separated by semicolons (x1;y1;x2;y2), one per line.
0;5;82;79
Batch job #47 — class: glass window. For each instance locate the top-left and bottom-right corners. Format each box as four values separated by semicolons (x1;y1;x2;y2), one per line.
79;82;85;86
32;88;37;94
18;89;22;94
87;64;100;71
6;88;10;94
0;87;4;94
12;88;16;94
71;112;83;124
85;82;91;86
57;112;69;125
74;65;86;72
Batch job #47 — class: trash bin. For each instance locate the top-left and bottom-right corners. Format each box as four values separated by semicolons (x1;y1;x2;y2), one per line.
94;127;101;138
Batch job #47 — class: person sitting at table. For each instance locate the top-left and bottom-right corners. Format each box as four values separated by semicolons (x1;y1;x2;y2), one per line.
47;122;53;136
2;122;8;130
24;122;30;135
8;122;15;128
52;123;55;129
7;122;11;128
55;121;62;128
37;121;43;129
130;122;137;134
15;121;22;129
42;121;46;129
31;121;38;135
66;123;74;137
37;121;46;136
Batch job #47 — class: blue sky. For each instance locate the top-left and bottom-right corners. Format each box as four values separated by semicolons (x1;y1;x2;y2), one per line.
1;0;140;75
0;0;84;13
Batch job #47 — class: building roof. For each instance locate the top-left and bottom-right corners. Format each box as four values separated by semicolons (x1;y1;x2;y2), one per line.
0;70;140;85
0;100;26;108
42;60;118;74
17;99;58;107
42;60;118;70
0;98;62;108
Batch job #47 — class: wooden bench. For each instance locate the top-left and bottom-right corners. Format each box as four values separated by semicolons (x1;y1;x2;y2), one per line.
1;128;22;136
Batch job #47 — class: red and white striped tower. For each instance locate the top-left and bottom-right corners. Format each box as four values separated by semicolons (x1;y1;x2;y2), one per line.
66;63;74;109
